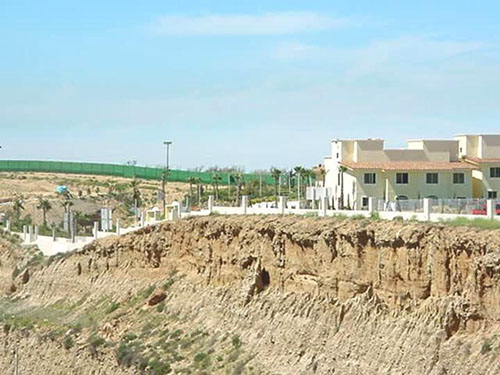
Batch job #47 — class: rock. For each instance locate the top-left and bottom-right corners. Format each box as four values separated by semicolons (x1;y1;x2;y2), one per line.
22;269;30;284
148;290;166;306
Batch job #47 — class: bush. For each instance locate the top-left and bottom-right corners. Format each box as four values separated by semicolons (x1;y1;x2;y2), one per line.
480;340;492;354
63;335;74;350
231;335;242;349
106;301;120;314
156;302;165;313
441;217;500;230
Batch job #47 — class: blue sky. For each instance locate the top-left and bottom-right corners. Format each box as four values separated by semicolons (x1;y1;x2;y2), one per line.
1;1;500;170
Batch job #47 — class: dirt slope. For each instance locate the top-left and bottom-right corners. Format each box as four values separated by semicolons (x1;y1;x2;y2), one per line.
1;216;499;374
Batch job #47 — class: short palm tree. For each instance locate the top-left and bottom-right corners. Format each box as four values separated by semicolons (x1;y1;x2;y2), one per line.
270;167;282;205
37;197;52;226
235;173;244;206
338;165;347;209
187;177;197;205
130;178;141;207
12;198;24;222
212;173;222;201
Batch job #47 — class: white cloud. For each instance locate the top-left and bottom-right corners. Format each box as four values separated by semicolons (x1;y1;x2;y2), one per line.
274;42;321;59
150;12;350;36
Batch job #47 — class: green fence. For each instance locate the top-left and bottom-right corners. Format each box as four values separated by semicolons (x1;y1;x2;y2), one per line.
0;160;274;186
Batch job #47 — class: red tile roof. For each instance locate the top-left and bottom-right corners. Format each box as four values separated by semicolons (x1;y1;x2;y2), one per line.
340;161;476;171
464;157;500;164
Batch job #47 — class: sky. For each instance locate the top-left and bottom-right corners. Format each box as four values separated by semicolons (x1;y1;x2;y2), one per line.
1;1;500;171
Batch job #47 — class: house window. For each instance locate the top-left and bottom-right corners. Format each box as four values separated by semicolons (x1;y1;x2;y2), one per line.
362;197;369;207
396;173;409;184
364;173;376;184
490;167;500;178
426;173;438;184
338;173;341;186
336;153;339;159
488;191;498;199
453;173;465;184
396;195;408;200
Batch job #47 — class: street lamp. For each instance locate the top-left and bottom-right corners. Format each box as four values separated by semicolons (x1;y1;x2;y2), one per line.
162;141;172;216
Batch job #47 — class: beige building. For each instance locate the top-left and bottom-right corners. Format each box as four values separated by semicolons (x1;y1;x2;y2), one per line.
455;134;500;199
324;138;477;210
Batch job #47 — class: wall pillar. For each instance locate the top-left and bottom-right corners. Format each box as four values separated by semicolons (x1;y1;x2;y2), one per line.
320;196;328;217
52;226;56;242
5;220;10;232
116;218;121;235
208;195;214;214
93;222;99;240
368;197;377;214
278;196;286;215
71;221;76;243
241;196;248;215
487;199;495;219
34;226;39;240
140;212;145;227
423;198;431;221
23;225;27;241
28;226;34;243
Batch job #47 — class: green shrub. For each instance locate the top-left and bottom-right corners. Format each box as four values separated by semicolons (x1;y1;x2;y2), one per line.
480;340;492;354
63;335;74;350
156;302;165;313
141;285;155;298
231;335;242;349
441;217;500;230
106;301;120;314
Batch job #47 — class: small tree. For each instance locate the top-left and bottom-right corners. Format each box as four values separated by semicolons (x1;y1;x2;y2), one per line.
187;177;196;206
270;167;282;205
235;173;244;206
338;165;347;210
37;197;52;226
130;178;141;207
12;198;24;223
212;173;222;201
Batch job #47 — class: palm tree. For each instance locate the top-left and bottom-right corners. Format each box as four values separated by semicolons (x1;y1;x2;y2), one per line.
212;173;222;201
130;178;141;204
195;177;203;205
61;200;74;213
12;198;24;222
294;166;305;207
338;165;347;210
235;173;244;206
130;178;141;218
270;168;282;205
187;177;196;206
37;197;52;226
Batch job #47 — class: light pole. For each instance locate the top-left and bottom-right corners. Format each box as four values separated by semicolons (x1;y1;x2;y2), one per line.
162;141;172;216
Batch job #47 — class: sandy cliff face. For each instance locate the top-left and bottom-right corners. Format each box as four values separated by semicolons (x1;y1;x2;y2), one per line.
2;216;500;374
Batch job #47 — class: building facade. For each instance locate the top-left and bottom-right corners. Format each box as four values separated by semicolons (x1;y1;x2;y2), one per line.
322;136;500;210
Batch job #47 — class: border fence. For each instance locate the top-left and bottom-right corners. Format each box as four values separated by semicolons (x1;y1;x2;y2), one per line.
0;160;275;186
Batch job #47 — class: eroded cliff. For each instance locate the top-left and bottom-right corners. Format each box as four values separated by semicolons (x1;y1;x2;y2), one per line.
1;216;499;374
